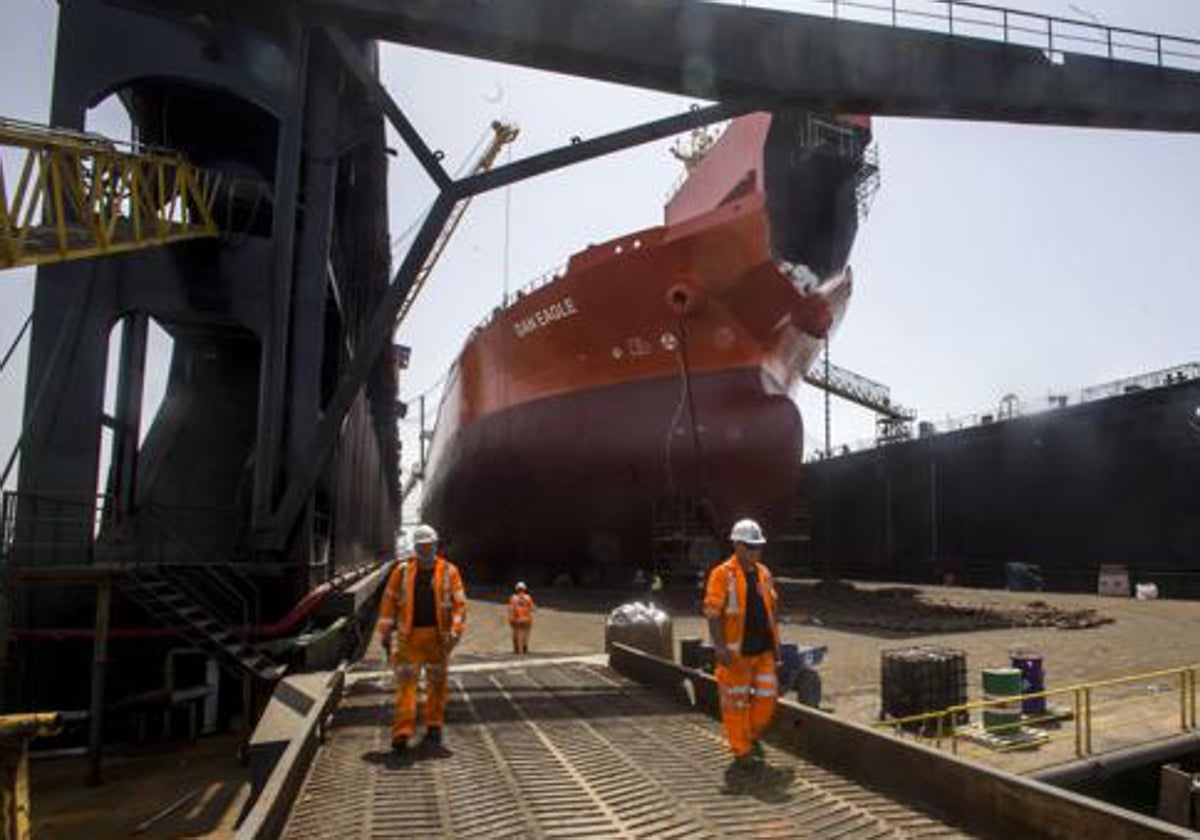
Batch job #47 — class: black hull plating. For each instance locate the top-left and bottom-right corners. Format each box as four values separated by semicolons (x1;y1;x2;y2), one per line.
421;368;803;584
810;381;1200;595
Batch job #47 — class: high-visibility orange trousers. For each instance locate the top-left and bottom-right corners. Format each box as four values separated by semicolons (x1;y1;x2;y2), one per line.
511;622;531;654
715;650;777;757
391;627;450;741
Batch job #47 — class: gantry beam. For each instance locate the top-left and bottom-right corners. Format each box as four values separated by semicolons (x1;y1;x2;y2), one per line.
311;0;1200;133
804;361;913;421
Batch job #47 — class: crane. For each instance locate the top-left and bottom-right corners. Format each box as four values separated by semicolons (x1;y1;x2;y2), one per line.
0;117;222;270
393;120;519;329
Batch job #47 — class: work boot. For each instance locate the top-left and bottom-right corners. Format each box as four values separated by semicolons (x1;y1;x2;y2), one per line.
732;753;758;775
723;753;758;793
391;737;408;755
750;741;765;761
424;726;443;746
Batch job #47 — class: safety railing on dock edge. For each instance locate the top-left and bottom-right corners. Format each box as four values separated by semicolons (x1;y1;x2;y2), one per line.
725;0;1200;72
876;664;1199;762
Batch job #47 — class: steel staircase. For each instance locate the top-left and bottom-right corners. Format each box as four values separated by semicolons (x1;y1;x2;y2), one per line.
127;571;284;682
111;506;285;683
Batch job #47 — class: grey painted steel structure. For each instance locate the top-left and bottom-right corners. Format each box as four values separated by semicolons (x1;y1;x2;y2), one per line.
10;0;400;710
8;0;1200;716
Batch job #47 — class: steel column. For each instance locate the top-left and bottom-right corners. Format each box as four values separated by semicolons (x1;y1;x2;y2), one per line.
285;40;342;569
261;191;456;548
86;579;111;786
109;313;148;517
253;22;312;530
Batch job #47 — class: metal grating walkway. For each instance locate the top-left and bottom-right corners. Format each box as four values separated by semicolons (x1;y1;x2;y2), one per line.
283;660;973;839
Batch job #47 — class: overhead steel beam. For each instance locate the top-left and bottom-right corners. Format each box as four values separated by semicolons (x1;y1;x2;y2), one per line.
454;99;759;198
310;0;1200;133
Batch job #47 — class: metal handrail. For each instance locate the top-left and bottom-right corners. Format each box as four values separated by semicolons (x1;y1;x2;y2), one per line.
137;505;257;641
809;358;1200;461
877;662;1199;758
0;490;261;641
769;0;1200;70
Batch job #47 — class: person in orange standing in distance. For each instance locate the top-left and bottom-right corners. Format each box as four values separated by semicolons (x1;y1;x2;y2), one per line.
703;518;781;776
508;582;535;654
376;524;466;755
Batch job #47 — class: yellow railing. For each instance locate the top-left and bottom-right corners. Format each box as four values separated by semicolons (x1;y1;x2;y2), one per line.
877;664;1198;760
0;118;221;270
0;713;61;840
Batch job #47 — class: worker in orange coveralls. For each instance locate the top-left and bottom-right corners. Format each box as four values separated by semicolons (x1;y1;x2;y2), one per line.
703;518;781;775
508;582;535;654
376;524;466;755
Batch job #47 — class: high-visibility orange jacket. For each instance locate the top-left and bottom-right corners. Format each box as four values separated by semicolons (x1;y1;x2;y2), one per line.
508;592;534;625
702;556;779;655
376;555;466;642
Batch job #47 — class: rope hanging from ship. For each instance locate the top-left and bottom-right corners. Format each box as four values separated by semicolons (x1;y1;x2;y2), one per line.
663;304;722;545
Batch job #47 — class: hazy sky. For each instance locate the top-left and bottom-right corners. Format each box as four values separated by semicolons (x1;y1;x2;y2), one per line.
2;1;1199;519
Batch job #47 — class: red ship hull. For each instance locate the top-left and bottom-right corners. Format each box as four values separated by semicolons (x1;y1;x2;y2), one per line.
421;111;873;583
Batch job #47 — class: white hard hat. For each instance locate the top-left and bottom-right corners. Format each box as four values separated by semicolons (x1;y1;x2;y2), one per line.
412;524;439;545
516;581;527;591
729;518;766;545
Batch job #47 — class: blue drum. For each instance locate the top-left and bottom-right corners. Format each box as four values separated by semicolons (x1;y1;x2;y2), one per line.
1010;650;1046;715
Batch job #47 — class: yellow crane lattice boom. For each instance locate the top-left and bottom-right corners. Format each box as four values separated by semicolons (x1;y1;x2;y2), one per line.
0;118;221;271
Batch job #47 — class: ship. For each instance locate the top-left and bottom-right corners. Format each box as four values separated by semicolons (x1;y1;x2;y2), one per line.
420;108;878;584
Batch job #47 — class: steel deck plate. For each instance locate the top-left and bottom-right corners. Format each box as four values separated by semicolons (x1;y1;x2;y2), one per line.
282;661;972;839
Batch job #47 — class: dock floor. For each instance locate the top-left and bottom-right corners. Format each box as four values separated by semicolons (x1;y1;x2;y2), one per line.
282;658;971;839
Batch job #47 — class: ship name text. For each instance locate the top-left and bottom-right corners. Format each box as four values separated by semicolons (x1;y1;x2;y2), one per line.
513;297;579;339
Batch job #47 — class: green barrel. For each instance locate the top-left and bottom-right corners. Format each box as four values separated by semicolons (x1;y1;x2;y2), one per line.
982;668;1022;734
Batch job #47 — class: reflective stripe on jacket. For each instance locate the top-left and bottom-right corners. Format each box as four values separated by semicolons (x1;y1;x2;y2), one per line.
702;556;779;654
508;593;534;624
377;555;467;640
